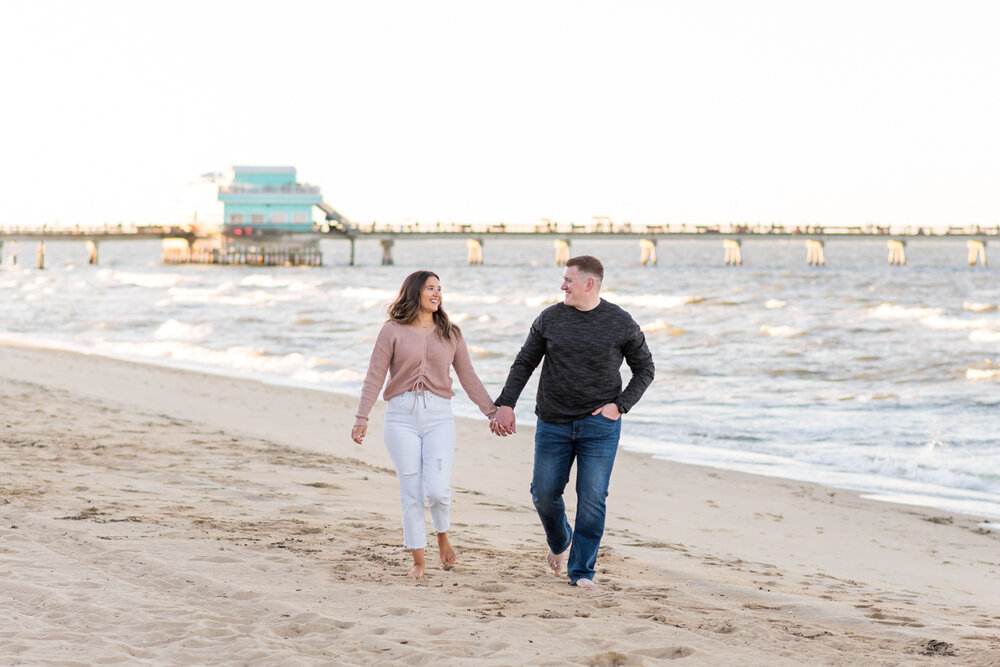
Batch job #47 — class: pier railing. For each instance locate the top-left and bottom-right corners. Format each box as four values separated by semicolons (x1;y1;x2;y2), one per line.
329;220;1000;239
1;221;997;268
2;221;998;240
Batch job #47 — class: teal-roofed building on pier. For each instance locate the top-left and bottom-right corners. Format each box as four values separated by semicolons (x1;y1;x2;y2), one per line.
218;166;322;234
159;165;351;265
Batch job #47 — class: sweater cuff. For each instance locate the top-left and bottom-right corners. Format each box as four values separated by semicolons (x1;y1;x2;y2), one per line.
354;416;369;427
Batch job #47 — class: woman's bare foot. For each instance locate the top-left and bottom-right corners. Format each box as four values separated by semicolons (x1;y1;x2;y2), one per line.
437;532;457;569
409;548;425;579
573;578;598;589
546;548;568;574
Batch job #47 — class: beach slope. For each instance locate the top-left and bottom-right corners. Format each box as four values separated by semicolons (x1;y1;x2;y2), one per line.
1;343;998;665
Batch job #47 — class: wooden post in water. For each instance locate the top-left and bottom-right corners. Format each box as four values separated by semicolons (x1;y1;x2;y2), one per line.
554;239;570;265
87;240;99;265
723;239;742;266
887;239;906;266
805;239;825;266
10;241;17;266
466;238;484;265
37;242;45;270
380;239;395;265
349;238;356;266
967;240;987;267
639;239;657;266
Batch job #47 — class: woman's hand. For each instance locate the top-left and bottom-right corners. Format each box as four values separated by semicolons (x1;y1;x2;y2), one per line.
490;405;516;436
351;424;367;445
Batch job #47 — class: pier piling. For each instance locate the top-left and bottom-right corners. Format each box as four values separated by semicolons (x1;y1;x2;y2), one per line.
806;239;826;266
87;240;99;265
553;239;571;266
887;239;906;266
639;239;657;266
380;239;395;266
967;240;987;267
37;242;45;270
466;238;484;265
723;239;742;266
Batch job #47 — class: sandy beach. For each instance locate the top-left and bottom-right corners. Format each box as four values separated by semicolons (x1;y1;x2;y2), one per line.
1;342;999;665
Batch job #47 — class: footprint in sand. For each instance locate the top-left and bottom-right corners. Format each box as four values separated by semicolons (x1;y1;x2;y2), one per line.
631;646;697;660
383;607;410;616
473;582;506;593
229;591;259;601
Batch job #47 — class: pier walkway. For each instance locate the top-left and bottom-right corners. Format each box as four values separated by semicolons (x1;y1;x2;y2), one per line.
326;221;998;267
1;222;997;268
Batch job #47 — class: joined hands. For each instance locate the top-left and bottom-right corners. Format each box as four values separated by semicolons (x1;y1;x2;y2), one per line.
490;405;516;437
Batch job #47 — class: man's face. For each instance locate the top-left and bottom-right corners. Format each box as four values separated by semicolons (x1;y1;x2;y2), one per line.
561;265;590;307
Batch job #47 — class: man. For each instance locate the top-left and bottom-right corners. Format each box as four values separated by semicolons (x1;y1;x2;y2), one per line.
491;255;654;589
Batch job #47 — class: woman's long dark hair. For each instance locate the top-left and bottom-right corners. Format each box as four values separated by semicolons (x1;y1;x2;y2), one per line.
387;270;460;340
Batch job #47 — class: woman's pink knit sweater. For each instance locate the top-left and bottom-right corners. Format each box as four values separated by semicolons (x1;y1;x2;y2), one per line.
354;320;498;426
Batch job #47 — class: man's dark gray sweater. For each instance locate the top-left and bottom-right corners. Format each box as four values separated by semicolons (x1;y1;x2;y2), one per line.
495;299;655;423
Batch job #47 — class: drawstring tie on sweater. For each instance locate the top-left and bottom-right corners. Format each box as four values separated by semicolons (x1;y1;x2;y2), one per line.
409;378;429;414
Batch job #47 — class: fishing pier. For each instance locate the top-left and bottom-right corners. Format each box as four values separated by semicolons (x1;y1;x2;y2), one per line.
332;219;998;268
1;166;996;268
1;221;996;269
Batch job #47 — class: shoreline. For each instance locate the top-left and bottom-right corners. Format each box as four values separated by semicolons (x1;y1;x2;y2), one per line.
2;342;1000;664
4;336;997;522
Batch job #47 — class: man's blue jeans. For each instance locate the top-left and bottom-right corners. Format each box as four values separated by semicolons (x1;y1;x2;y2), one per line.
532;414;622;584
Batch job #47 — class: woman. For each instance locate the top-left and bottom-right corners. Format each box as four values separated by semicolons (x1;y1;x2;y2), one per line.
351;270;497;579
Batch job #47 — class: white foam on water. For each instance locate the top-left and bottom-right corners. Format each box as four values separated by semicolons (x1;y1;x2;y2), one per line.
963;301;997;312
969;330;1000;343
466;345;504;359
88;339;367;387
765;299;787;309
641;319;672;333
921;314;993;330
620;435;1000;519
238;274;322;291
606;292;702;310
761;325;803;337
97;269;183;289
868;303;942;319
524;295;560;307
154;319;213;341
339;286;398;302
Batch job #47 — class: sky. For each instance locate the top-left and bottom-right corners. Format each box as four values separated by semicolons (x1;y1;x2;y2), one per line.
1;1;998;229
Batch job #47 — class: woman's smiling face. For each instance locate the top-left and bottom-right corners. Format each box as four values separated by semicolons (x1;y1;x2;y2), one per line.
420;275;442;314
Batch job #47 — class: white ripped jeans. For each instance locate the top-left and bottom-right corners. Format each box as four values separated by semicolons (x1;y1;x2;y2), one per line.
382;391;457;549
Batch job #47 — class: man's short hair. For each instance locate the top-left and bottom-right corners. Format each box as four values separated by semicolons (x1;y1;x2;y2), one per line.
566;255;604;281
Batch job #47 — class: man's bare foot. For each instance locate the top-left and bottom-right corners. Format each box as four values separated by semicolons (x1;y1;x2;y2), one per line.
573;578;598;589
546;549;568;574
437;532;457;569
409;548;425;579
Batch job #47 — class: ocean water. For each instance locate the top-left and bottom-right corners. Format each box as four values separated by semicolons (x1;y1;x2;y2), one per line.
2;236;998;519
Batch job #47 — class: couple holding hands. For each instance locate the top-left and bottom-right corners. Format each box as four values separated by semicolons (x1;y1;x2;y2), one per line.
351;255;655;588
